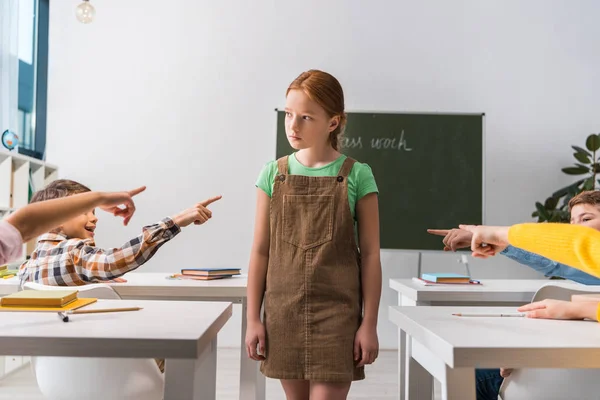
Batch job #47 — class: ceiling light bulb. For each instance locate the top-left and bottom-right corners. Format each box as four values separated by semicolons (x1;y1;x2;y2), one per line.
76;0;95;24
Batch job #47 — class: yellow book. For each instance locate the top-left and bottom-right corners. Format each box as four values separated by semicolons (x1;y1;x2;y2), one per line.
0;290;79;307
0;297;97;312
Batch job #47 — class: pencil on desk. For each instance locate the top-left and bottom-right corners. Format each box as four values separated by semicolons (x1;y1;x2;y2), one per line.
69;307;143;315
452;313;525;317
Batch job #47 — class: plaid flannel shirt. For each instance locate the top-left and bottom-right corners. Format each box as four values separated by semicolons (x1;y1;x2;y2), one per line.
18;218;180;286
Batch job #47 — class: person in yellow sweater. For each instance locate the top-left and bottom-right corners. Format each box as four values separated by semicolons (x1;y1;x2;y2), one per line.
460;222;600;321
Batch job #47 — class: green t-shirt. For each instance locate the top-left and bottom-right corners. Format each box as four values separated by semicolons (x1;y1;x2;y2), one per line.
255;153;378;219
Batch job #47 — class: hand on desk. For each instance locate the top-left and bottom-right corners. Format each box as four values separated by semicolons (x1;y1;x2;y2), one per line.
517;299;600;321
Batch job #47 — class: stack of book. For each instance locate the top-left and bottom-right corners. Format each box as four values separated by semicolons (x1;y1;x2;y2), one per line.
173;268;242;281
413;273;481;286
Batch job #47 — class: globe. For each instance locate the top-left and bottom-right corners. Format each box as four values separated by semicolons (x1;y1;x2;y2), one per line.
1;130;18;151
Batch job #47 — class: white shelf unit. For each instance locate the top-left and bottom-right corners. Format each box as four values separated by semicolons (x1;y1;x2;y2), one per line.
0;149;59;258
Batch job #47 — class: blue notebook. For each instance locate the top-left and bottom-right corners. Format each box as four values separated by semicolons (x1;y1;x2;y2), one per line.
421;273;470;283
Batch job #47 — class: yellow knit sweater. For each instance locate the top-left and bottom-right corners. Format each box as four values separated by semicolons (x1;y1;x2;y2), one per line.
509;223;600;320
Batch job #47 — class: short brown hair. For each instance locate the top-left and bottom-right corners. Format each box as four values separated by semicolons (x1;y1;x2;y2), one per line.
568;190;600;211
30;179;91;204
287;70;346;151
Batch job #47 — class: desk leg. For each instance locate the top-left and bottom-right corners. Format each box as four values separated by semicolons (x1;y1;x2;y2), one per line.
165;337;217;400
442;367;475;400
398;327;405;400
406;336;434;400
240;298;266;400
398;294;430;400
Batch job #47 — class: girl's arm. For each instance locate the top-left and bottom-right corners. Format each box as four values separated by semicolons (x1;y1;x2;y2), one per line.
356;192;382;327
245;189;271;360
354;192;382;366
6;187;146;242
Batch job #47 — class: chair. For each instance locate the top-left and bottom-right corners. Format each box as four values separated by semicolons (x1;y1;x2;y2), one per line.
498;282;600;400
24;282;164;400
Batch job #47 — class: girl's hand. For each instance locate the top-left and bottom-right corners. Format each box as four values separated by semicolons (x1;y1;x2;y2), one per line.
518;299;598;320
99;186;146;226
245;320;266;361
354;323;379;367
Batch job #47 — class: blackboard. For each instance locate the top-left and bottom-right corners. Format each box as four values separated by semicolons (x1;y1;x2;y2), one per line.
275;111;484;250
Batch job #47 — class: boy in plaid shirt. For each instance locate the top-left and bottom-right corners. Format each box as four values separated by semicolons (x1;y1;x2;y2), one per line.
18;179;221;285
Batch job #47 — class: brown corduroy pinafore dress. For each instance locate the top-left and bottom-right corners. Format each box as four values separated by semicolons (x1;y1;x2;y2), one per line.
261;155;364;382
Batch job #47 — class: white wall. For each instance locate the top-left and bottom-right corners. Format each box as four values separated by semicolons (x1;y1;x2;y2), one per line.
46;0;600;349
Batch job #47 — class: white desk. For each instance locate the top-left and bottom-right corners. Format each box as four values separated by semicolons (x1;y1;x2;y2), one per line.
0;273;263;400
0;299;232;400
388;278;584;400
389;305;600;400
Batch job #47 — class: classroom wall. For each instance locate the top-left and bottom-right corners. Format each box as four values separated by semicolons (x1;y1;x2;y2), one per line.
46;0;600;349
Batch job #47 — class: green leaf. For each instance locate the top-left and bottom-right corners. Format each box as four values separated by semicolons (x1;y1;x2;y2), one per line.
552;179;585;198
574;152;591;164
562;166;590;175
584;177;595;190
549;213;563;222
586;134;600;151
544;197;558;210
535;202;550;221
573;146;592;157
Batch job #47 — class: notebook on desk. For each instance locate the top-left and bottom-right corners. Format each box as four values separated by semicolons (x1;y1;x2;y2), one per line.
421;273;471;283
171;273;230;281
181;268;241;277
0;290;79;307
0;298;97;312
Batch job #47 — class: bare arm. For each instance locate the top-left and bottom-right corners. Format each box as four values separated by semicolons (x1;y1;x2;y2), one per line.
6;187;145;242
244;189;271;360
356;193;382;327
246;189;271;323
354;192;382;367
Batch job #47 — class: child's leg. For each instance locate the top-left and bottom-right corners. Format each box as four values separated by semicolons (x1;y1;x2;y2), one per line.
280;379;310;400
309;381;351;400
475;368;503;400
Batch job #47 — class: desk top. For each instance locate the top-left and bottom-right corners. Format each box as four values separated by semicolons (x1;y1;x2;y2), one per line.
0;299;232;358
0;273;248;301
389;305;600;369
389;278;584;303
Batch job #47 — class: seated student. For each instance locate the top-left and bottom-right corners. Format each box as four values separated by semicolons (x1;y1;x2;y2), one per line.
18;179;221;285
464;220;600;319
429;191;600;399
428;190;600;285
1;185;144;265
461;217;600;400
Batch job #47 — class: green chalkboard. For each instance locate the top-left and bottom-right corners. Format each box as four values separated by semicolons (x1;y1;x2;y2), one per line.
275;111;484;250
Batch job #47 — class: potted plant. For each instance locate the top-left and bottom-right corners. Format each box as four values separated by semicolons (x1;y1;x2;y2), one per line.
533;133;600;223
